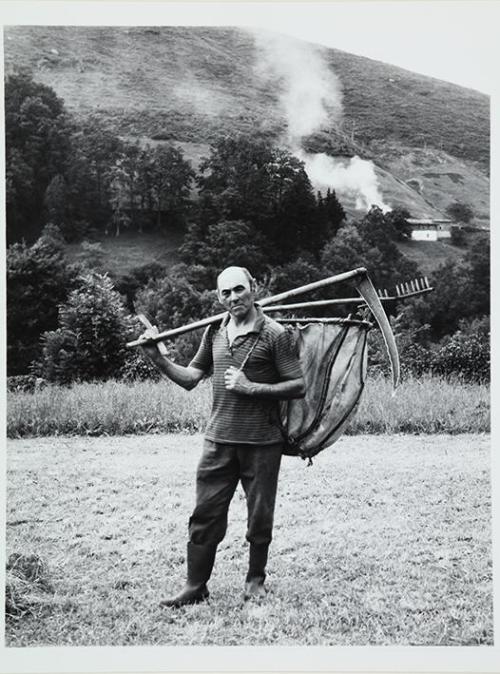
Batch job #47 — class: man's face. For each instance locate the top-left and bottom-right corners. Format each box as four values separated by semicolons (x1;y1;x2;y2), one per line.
217;268;255;319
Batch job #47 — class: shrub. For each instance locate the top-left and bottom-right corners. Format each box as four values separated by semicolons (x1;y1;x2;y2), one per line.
446;201;474;224
431;316;490;382
368;310;432;379
450;225;467;247
7;233;76;375
37;272;135;384
117;349;163;382
7;375;48;393
114;261;168;311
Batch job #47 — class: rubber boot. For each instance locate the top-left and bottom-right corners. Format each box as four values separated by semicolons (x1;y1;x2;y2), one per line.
160;542;217;608
244;543;269;601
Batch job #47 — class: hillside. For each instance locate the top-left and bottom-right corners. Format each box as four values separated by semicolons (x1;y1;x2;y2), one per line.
4;26;489;164
3;25;490;274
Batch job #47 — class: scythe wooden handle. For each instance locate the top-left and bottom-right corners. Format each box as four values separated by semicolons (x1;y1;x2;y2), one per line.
126;267;368;348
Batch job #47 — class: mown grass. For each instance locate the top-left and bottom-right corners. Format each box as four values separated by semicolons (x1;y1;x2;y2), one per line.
6;433;492;646
6;374;490;438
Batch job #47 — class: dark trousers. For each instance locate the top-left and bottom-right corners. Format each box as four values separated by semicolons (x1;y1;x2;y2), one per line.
188;440;283;547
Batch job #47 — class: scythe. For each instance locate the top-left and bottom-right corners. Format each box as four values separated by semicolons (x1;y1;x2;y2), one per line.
127;267;416;460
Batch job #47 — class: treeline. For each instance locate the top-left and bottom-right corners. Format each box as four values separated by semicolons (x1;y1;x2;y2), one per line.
5;72;345;255
6;73;490;385
7;212;490;385
5;73;195;243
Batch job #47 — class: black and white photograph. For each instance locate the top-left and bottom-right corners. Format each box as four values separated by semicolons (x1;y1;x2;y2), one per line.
1;1;498;671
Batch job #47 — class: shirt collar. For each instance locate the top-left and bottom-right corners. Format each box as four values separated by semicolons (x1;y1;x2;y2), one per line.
219;303;266;334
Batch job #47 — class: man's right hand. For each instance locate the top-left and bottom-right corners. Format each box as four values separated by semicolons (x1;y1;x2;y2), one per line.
138;326;165;360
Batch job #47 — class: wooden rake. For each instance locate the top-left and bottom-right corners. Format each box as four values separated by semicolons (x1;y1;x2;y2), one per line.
264;276;433;313
127;267;405;388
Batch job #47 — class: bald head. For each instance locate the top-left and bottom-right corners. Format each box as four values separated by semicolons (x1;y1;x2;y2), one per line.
216;266;256;319
216;266;254;293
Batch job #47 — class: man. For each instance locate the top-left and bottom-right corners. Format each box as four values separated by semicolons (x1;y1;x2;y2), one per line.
139;266;305;607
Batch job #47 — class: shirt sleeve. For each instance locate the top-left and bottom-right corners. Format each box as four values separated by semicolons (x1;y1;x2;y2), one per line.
189;326;214;373
273;328;303;379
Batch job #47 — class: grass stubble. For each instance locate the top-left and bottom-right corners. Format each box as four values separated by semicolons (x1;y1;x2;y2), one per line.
6;432;492;646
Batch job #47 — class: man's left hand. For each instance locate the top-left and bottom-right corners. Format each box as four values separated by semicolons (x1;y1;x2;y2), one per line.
224;366;253;394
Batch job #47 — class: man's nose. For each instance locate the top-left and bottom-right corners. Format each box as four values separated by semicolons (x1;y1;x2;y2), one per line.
230;290;240;302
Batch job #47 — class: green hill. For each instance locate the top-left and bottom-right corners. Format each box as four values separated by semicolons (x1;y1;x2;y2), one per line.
4;25;489;165
4;25;490;274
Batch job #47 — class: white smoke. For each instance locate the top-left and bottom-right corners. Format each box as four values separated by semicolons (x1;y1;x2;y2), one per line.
252;31;342;147
251;29;390;212
298;151;391;212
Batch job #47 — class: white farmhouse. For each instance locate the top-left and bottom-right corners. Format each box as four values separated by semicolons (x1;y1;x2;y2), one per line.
407;218;454;241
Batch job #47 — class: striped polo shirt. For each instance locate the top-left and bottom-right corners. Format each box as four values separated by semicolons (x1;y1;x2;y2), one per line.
189;305;303;445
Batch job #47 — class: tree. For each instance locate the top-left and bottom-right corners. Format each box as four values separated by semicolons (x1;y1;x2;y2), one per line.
196;135;333;261
406;233;490;340
464;235;490;317
66;118;124;233
354;207;420;286
7;232;76;374
446;201;474;224
197;136;275;227
38;272;134;383
317;188;346;239
179;220;270;287
44;174;68;226
107;143;143;235
147;145;194;229
114;261;168;311
5;73;73;242
384;207;412;241
450;225;467;247
321;224;382;273
268;258;324;295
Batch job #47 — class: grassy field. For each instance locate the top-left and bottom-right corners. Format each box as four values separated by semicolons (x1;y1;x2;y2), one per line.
7;374;490;438
5;433;492;646
4;26;489;168
65;230;183;278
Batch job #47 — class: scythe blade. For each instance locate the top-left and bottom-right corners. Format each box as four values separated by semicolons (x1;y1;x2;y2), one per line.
355;271;400;389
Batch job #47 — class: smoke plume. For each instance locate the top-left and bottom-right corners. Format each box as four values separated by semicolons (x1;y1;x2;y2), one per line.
298;151;390;212
252;30;389;212
252;31;342;147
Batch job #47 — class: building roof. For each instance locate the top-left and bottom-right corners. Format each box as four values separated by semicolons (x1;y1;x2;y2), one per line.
407;218;454;226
